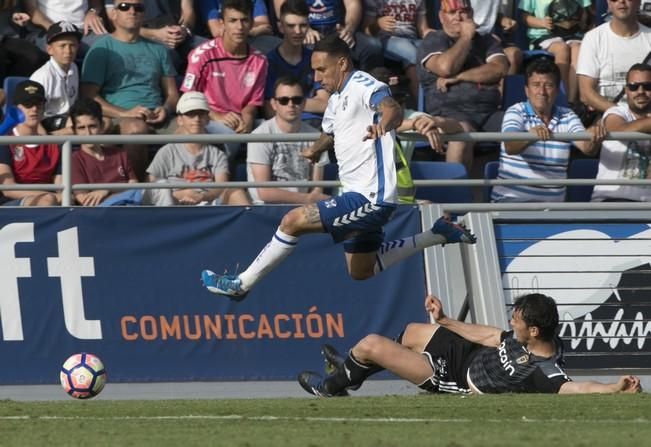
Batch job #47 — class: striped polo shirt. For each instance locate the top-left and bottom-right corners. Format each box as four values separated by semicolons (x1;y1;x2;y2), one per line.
492;101;585;202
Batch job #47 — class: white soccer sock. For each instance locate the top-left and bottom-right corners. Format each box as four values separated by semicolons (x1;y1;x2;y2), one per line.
374;230;447;274
239;228;298;290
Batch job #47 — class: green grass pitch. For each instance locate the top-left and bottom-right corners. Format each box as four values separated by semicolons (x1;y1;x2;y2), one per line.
1;394;649;446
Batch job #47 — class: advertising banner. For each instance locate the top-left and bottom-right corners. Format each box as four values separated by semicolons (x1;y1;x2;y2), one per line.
496;221;651;369
0;206;426;384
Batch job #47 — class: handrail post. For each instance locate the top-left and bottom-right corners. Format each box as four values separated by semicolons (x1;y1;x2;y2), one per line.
61;140;72;206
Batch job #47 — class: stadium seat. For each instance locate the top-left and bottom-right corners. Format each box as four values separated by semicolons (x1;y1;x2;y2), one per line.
502;74;526;110
595;0;609;25
483;160;500;203
2;76;29;115
322;162;339;196
233;163;247;182
409;161;473;203
417;84;425;112
566;158;599;202
502;74;569;110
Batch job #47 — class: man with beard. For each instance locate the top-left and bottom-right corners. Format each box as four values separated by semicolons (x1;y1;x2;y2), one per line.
592;63;651;202
201;34;476;299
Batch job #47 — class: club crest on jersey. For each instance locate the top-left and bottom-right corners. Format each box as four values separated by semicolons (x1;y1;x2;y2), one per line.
324;198;337;208
182;74;195;90
243;72;256;87
516;354;529;365
13;146;24;162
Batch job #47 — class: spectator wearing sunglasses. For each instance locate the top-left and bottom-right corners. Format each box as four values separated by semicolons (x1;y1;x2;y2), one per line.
577;0;651;115
80;0;179;181
592;63;651;202
246;76;329;204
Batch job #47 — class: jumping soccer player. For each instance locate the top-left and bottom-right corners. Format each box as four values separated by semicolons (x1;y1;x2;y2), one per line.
201;34;476;299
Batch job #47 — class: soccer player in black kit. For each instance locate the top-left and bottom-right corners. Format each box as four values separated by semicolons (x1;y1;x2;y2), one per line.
298;293;642;396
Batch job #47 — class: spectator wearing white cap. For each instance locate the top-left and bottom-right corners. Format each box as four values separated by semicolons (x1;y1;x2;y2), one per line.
144;91;251;206
30;21;82;135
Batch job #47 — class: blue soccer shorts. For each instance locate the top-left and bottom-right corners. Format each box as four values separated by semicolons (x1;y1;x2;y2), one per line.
316;191;396;253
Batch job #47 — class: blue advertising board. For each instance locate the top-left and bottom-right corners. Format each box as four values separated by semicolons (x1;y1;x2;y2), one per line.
495;221;651;369
0;206;426;384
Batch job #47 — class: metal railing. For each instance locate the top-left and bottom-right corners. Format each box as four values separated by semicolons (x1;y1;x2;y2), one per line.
2;131;651;208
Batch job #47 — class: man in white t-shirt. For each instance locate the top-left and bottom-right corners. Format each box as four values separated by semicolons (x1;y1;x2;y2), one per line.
577;0;651;114
25;0;107;53
592;63;651;202
247;77;329;204
201;35;477;299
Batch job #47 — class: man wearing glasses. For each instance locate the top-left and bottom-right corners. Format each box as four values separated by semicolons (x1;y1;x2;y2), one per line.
247;76;330;204
592;63;651;202
578;0;651;115
80;0;179;181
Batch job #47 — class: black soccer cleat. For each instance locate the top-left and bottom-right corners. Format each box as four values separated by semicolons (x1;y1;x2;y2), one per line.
297;371;348;397
321;344;345;374
321;345;361;391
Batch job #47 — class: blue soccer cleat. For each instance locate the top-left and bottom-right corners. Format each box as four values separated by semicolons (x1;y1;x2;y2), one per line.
297;371;348;397
201;270;248;300
431;216;477;246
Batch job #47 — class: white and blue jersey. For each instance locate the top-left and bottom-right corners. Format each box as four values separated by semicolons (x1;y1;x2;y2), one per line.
322;70;398;205
492;101;585;202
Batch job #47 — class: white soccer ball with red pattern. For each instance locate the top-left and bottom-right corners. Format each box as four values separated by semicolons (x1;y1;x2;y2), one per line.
60;353;107;399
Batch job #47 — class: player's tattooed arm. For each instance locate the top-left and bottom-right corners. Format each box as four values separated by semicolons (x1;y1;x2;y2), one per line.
378;96;403;132
365;96;403;140
302;132;334;163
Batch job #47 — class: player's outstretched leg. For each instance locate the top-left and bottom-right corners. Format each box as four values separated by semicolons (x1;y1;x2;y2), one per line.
201;227;299;298
374;215;476;273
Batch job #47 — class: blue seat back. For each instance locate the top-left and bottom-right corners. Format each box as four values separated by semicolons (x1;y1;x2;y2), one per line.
483;160;500;202
3;76;29;115
233;163;248;182
409;161;473;203
502;74;569;110
566;158;599;202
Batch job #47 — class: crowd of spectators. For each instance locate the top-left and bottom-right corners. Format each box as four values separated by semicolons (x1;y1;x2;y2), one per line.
1;0;651;206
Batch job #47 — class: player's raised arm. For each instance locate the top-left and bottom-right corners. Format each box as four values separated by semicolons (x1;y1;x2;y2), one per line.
425;295;502;347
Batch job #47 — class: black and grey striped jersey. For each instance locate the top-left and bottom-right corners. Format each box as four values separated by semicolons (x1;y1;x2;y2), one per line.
467;331;570;394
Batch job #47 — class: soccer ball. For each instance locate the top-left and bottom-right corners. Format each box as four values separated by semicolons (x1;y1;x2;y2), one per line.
60;353;107;399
